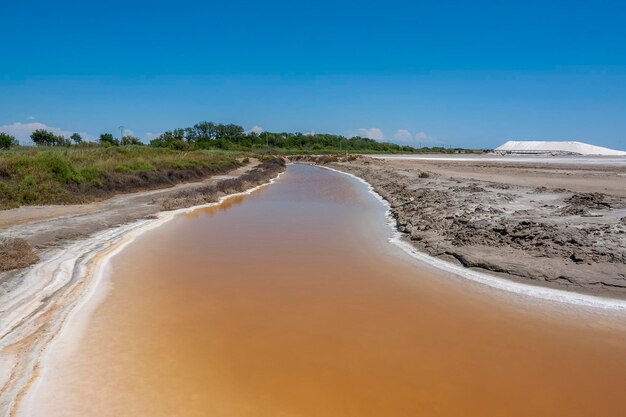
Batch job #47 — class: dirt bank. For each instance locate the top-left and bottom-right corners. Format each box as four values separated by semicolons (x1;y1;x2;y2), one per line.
302;155;626;298
0;158;286;275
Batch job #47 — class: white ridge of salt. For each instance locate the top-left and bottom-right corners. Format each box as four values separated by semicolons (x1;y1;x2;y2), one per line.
495;141;626;156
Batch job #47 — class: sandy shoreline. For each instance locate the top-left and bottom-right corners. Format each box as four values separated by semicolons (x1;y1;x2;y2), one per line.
319;155;626;299
0;163;286;417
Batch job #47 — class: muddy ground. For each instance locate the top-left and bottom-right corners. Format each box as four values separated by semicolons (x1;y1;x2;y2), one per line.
324;156;626;298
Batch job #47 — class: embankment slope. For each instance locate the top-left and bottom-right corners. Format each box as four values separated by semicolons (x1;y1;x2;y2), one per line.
321;156;626;298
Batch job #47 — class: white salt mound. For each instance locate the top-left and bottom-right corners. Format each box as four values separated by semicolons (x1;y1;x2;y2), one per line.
495;141;626;156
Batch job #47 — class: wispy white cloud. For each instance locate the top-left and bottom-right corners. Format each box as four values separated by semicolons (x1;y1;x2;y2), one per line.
0;122;94;145
388;129;441;147
26;116;36;120
144;132;160;141
250;125;264;135
393;129;412;142
414;131;440;146
351;127;384;140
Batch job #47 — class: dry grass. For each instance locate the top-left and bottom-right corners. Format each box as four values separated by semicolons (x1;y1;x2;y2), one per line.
0;238;39;271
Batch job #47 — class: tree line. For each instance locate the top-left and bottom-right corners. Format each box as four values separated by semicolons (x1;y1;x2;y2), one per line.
148;121;420;152
1;121;465;153
0;130;143;149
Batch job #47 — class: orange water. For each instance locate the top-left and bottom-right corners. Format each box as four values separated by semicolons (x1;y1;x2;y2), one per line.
26;165;626;416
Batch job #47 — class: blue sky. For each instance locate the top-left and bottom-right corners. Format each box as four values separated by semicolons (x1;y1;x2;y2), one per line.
1;0;625;149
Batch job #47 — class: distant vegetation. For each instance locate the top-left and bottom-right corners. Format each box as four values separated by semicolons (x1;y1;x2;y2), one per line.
1;120;473;154
147;121;468;153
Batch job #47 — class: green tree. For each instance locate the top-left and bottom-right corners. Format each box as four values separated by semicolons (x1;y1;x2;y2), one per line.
216;123;244;139
31;129;59;146
99;133;119;146
149;130;187;149
145;119;430;153
70;133;83;144
0;132;18;149
55;136;72;147
186;121;217;142
120;135;143;146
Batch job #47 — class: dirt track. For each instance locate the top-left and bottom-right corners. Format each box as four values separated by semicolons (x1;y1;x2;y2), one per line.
328;155;626;298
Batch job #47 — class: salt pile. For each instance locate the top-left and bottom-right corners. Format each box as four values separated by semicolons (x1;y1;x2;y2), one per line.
495;141;626;156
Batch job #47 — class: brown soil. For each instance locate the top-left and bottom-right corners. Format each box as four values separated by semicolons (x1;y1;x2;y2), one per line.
308;155;626;298
86;164;242;199
0;238;39;271
157;158;286;210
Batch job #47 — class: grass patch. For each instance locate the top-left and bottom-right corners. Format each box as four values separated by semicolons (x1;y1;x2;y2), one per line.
0;147;242;208
115;162;156;173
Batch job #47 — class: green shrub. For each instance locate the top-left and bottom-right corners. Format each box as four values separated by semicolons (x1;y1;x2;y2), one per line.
0;133;18;149
36;152;80;183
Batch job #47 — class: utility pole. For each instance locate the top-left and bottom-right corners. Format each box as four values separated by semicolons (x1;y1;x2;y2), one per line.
119;126;125;142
